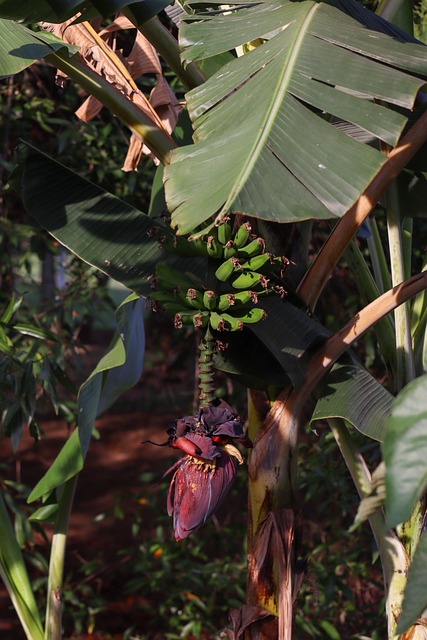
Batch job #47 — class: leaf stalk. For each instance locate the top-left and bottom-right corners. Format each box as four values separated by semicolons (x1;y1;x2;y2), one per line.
46;50;177;165
45;476;78;640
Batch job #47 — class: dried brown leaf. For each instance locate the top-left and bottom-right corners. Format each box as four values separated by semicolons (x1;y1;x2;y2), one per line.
39;16;181;168
221;605;273;640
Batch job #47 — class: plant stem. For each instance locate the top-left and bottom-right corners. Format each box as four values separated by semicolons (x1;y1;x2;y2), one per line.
376;0;410;24
366;216;392;294
385;181;415;389
198;327;217;405
124;12;207;90
345;240;396;373
46;50;177;165
45;476;78;640
328;419;409;640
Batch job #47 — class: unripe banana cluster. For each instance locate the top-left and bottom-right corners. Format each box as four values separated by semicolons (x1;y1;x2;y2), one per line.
150;220;288;332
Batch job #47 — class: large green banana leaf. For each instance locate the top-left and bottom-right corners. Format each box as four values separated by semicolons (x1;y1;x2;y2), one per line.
17;143;206;295
164;0;427;234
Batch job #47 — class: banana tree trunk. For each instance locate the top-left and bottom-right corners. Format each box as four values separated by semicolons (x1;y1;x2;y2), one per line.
246;388;304;640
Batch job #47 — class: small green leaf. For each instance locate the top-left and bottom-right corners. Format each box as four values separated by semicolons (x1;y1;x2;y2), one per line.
1;294;21;324
319;620;341;639
12;323;58;341
29;504;59;523
396;532;427;634
384;375;427;528
0;325;13;353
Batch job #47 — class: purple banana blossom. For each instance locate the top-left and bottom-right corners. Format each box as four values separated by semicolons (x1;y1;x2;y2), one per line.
165;400;251;541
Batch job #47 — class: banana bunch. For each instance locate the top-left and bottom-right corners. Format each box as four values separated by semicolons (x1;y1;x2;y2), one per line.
150;219;288;332
163;219;267;263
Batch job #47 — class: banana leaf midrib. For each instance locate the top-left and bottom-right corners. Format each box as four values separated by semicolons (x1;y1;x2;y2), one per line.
218;2;320;223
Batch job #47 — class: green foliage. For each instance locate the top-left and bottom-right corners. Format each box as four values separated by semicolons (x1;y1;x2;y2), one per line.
296;427;386;639
28;295;145;503
164;0;427;234
0;1;426;639
384;374;427;529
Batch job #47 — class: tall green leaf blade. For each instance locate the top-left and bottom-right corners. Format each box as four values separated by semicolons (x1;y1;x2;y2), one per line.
0;19;79;77
28;296;145;502
164;0;427;234
0;496;44;640
384;374;427;527
396;531;427;634
311;357;393;442
18;144;205;295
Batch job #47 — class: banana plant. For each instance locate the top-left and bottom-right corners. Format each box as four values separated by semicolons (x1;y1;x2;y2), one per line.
0;0;427;638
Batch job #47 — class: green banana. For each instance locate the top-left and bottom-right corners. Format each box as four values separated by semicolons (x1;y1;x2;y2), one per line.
214;257;241;282
233;222;251;248
185;288;204;309
223;241;237;260
224;307;266;324
203;290;217;310
232;290;258;306
217;220;232;246
166;235;208;258
240;253;274;272
209;311;226;331
230;270;262;290
237;237;265;259
209;311;243;332
193;312;209;328
174;309;208;328
220;314;245;331
217;293;236;311
206;235;223;259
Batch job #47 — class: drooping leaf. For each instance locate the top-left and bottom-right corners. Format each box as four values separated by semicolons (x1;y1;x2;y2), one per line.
28;295;145;502
164;0;427;234
213;328;292;389
396;531;427;634
251;296;330;388
383;374;427;528
311;356;393;442
0;19;79;77
18;143;206;295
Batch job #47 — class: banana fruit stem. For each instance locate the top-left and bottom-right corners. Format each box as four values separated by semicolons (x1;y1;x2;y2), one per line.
198;328;217;405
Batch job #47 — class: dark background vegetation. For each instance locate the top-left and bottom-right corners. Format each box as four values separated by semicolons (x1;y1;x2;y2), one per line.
1;55;388;639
